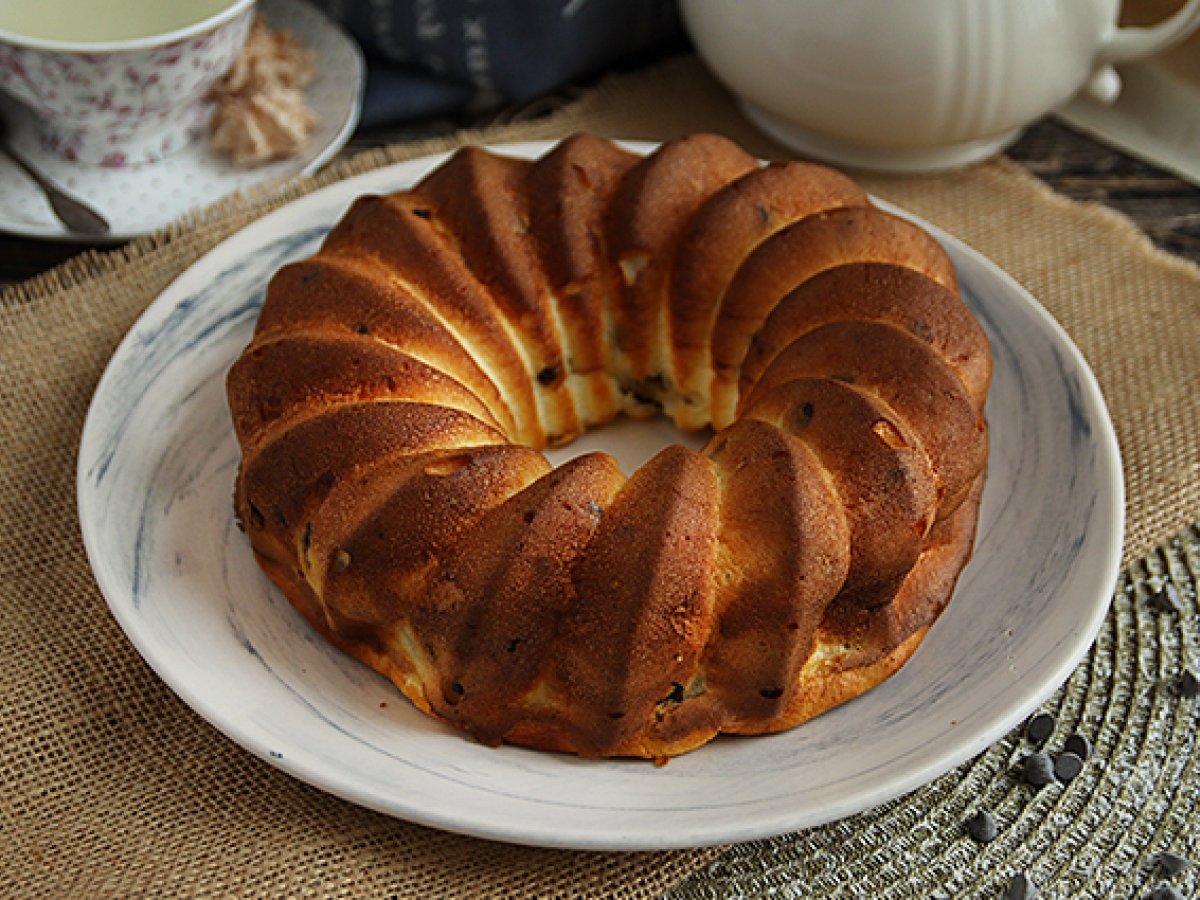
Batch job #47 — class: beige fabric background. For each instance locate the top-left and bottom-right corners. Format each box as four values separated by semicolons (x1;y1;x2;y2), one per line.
2;55;1198;896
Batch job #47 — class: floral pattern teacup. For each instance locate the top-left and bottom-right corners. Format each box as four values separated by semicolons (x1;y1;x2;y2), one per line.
0;1;254;167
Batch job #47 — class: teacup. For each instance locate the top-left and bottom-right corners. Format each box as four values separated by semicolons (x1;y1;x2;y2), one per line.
0;0;255;167
681;0;1200;172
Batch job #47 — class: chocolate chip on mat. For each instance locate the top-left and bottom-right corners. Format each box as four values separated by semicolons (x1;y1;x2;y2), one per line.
1147;580;1181;613
1053;751;1084;783
1004;872;1037;900
1063;733;1092;760
1171;669;1199;698
1149;884;1183;900
1022;752;1055;787
965;809;998;843
1025;712;1055;745
1156;851;1190;877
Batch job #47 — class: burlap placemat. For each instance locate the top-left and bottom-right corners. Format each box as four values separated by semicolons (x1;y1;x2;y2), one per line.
2;54;1198;897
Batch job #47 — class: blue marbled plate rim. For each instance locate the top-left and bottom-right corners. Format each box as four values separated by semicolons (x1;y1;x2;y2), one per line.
77;141;1125;851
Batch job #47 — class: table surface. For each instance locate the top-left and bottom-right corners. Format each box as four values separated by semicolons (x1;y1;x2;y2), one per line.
1;116;1197;288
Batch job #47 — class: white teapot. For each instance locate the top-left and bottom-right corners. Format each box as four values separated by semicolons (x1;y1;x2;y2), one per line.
681;0;1200;171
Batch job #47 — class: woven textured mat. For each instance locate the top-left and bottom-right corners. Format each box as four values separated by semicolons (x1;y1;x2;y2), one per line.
2;54;1199;897
669;523;1200;899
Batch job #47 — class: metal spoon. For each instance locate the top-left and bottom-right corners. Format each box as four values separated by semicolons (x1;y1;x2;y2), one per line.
0;114;111;236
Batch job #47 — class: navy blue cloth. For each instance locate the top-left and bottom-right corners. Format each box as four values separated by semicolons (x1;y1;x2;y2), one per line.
311;0;684;126
357;64;475;127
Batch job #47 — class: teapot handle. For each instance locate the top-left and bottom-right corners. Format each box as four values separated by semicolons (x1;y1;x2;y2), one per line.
1100;0;1200;64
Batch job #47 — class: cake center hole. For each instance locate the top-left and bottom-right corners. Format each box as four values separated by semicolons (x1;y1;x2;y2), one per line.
543;417;711;477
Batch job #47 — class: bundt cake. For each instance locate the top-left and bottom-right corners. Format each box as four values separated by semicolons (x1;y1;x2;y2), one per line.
226;133;992;759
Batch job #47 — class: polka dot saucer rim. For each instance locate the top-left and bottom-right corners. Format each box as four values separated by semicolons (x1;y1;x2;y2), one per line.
0;0;364;244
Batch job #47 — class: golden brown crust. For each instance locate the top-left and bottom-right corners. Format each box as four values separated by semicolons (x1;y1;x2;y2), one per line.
412;147;582;445
739;262;993;412
709;206;961;426
602;133;758;401
667;162;870;428
416;452;627;746
320;193;545;446
252;253;517;437
690;419;851;736
552;445;720;755
741;377;939;610
746;320;986;519
311;445;552;637
226;135;992;759
227;331;503;446
522;134;641;427
235;403;505;577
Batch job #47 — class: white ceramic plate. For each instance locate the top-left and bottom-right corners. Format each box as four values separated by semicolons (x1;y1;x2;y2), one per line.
0;0;364;242
78;142;1124;851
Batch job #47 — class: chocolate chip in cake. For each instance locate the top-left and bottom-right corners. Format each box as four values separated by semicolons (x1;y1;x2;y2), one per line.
248;502;265;530
411;207;432;219
1022;752;1055;787
1156;852;1190;878
791;402;815;429
536;365;559;386
1147;580;1181;613
1171;668;1199;698
300;522;313;567
1025;712;1056;745
1054;751;1084;783
1063;733;1091;760
759;686;784;700
1003;872;1037;900
965;809;997;843
660;682;685;704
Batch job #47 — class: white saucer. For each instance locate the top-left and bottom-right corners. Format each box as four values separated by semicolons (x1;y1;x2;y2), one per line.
0;0;364;242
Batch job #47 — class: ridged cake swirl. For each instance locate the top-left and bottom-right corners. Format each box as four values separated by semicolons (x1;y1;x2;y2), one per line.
226;133;992;759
